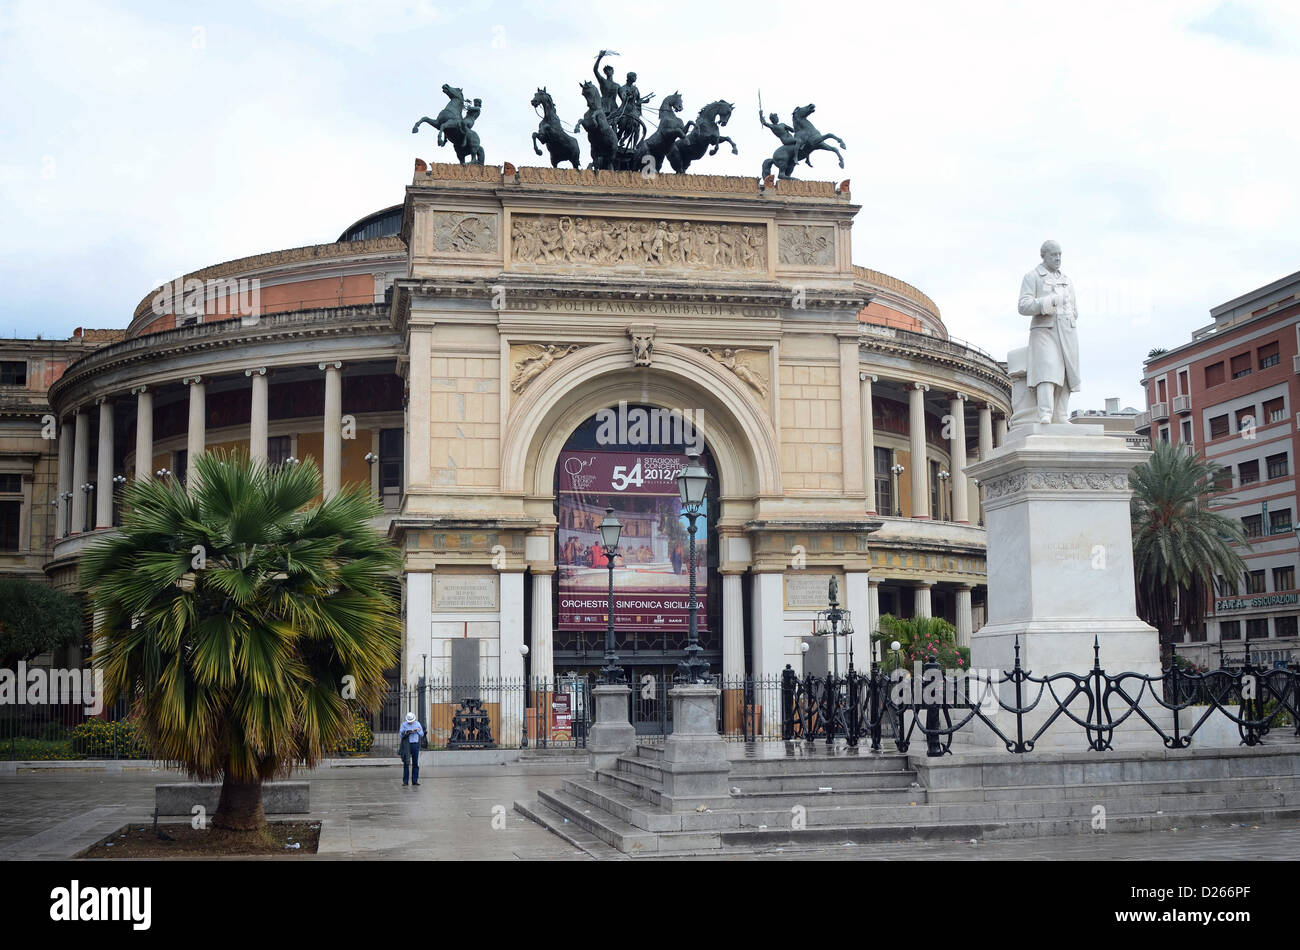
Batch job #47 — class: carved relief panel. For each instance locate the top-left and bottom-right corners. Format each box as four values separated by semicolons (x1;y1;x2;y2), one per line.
509;214;768;272
777;224;836;267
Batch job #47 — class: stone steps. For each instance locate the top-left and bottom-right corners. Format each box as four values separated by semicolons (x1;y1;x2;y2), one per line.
928;774;1300;804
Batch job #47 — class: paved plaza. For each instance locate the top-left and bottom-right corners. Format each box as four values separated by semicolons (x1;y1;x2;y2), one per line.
1;758;1298;861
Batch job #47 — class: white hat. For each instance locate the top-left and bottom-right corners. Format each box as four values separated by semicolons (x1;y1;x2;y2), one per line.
405;712;416;723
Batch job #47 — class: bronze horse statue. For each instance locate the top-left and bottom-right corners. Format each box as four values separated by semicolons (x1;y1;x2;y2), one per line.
412;84;485;165
666;100;737;174
531;87;580;169
632;92;688;173
573;80;618;171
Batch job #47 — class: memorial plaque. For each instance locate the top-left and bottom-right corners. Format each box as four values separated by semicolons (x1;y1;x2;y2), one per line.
433;575;499;611
784;572;845;609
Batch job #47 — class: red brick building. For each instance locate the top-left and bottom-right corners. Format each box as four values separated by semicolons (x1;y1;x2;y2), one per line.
1137;269;1300;666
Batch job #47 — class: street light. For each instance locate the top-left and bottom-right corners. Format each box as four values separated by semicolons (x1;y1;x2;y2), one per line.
675;450;712;684
890;463;905;517
813;577;854;744
519;644;530;749
598;506;624;685
938;469;951;521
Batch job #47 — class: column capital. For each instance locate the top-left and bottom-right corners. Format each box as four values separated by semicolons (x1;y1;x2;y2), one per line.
955;583;974;593
859;372;878;383
130;385;148;395
182;375;203;386
94;395;110;406
318;361;343;371
245;367;267;377
867;577;882;588
952;392;968;402
913;578;936;588
911;382;929;392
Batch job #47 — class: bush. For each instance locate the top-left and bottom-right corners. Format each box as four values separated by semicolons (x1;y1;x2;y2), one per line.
6;737;76;760
332;710;374;756
41;721;69;742
68;719;151;759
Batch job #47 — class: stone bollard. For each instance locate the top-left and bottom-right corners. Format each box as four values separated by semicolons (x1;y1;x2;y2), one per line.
587;684;636;773
659;683;731;812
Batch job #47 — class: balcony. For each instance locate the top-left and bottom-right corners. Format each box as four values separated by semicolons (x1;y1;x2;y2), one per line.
1293;354;1300;374
1134;410;1151;433
1150;401;1170;421
1173;394;1192;414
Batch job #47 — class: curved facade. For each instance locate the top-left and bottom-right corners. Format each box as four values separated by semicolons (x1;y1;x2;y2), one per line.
42;162;1012;699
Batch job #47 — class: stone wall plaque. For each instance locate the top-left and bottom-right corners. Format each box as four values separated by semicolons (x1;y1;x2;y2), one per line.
433;575;499;611
778;224;835;267
430;210;498;254
783;572;846;610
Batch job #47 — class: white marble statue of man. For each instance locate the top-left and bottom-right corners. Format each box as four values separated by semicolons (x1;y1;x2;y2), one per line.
1017;239;1080;423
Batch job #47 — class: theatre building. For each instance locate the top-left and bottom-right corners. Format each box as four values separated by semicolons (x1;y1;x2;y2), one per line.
38;163;1012;704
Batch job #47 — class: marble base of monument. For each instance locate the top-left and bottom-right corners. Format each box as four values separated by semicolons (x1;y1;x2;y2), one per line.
964;423;1165;750
659;684;732;812
587;685;636;772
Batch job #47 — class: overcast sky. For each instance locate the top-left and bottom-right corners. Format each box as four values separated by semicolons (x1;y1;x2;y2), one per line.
2;0;1297;411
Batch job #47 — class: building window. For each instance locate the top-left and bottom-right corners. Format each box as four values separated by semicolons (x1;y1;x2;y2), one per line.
267;436;291;467
929;460;942;520
1235;407;1256;432
1246;570;1266;594
873;446;893;516
0;497;19;552
1205;362;1225;388
1267;453;1289;480
1158;426;1170;443
1276;616;1298;638
0;361;27;387
1258;341;1280;370
174;449;188;487
1238;460;1259;485
1246;618;1269;639
1157;378;1167;403
1218;574;1238;596
1209;414;1229;439
1230;353;1252;379
1178;370;1189;395
1270;508;1292;534
379;427;403;509
1181;419;1193;445
1274;566;1295;592
1188;623;1208;643
1264;397;1285;423
1241;515;1262;539
1221;620;1241;640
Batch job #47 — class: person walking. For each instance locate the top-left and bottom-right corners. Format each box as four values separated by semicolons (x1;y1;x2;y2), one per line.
399;711;425;786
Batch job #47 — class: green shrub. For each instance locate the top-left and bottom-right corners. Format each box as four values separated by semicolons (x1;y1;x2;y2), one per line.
332;710;374;756
6;737;76;760
68;718;151;759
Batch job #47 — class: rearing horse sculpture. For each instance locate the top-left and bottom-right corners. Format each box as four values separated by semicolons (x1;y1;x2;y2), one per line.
412;84;485;165
791;103;846;170
666;100;738;174
531;87;581;169
632;92;688;173
574;80;618;171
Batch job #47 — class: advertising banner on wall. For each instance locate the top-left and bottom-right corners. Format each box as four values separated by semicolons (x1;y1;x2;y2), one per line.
556;450;709;632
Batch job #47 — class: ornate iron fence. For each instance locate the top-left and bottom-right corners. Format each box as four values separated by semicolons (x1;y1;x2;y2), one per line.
779;637;1300;756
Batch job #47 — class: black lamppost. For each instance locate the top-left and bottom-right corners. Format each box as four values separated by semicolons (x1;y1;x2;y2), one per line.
890;463;905;517
598;506;625;685
813;577;855;682
675;450;712;684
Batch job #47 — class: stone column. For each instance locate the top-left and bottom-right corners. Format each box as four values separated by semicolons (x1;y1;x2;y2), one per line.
529;568;554;743
247;367;268;464
407;329;432;490
979;404;994;459
861;373;877;513
955;584;973;648
183;376;205;490
845;571;870;670
721;570;745;733
949;393;969;524
133;387;152;481
995;414;1008;446
57;419;73;537
588;685;635;773
913;580;933;619
909;383;930;519
867;579;881;662
498;569;525;745
70;410;89;534
320;361;343;499
660;683;729;812
95;397;114;529
750;570;786;737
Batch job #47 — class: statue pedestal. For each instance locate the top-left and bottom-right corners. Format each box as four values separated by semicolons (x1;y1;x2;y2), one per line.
659;684;731;812
587;685;636;773
966;425;1162;748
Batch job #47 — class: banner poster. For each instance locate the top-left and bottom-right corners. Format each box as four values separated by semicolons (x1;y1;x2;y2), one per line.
556;450;708;633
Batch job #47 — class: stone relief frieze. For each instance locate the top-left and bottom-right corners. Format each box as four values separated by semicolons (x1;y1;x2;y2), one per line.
778;224;835;267
509;214;767;271
509;343;584;393
430;210;498;254
982;470;1129;500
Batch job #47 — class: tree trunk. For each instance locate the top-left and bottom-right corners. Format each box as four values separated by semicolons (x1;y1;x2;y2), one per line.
211;774;266;831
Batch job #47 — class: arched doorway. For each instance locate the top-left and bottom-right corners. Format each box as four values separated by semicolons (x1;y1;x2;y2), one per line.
550;405;720;731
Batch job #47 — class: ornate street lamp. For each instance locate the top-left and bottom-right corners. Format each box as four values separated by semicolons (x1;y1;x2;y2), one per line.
813;576;855;682
675;450;711;684
598;506;625;685
890;463;905;517
519;643;530;749
938;469;951;521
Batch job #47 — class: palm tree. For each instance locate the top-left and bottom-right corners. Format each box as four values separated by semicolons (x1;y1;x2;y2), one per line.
80;451;401;834
1130;440;1247;669
871;614;968;671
